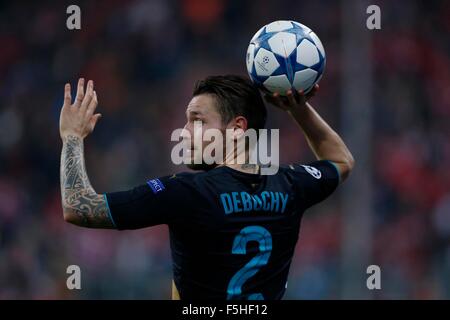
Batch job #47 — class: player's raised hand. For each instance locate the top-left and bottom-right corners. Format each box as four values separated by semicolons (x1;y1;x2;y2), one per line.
264;84;319;113
59;78;102;140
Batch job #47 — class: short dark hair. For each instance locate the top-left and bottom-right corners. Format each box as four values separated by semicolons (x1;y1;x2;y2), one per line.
193;75;267;131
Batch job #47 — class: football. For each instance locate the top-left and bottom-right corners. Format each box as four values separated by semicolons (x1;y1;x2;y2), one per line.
246;20;326;95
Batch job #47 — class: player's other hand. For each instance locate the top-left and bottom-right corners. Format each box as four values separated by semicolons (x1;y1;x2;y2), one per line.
264;84;319;113
59;78;102;140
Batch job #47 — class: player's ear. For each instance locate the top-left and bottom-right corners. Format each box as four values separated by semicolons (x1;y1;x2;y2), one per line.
234;116;248;131
229;116;248;141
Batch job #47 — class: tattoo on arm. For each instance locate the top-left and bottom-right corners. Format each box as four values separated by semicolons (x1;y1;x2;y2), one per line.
60;135;114;228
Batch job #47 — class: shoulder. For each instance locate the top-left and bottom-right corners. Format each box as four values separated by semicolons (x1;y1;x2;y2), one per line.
155;170;221;189
160;171;211;183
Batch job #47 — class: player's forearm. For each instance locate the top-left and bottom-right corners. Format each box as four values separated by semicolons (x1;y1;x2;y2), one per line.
289;102;354;174
60;134;113;228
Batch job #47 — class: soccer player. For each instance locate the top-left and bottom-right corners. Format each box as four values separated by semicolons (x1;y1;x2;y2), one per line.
59;76;354;300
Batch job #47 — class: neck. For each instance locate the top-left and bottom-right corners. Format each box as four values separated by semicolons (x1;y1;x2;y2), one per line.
219;146;259;174
223;163;260;174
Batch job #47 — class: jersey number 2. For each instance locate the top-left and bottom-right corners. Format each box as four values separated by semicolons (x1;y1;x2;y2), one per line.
227;226;272;300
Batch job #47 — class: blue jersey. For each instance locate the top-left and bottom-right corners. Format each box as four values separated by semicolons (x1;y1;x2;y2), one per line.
105;160;340;300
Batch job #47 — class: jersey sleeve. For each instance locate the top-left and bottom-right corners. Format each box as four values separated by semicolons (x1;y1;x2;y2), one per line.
288;160;340;210
104;174;194;230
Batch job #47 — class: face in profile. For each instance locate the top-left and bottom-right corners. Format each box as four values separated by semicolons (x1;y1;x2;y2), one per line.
182;94;226;171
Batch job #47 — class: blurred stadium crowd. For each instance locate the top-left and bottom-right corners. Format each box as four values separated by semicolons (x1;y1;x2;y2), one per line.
0;0;449;299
